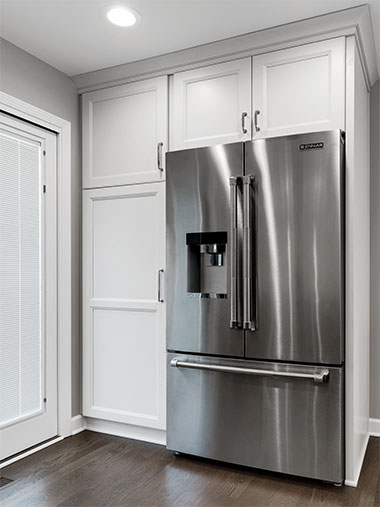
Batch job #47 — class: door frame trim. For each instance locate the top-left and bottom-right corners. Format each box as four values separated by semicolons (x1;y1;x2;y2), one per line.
0;91;72;438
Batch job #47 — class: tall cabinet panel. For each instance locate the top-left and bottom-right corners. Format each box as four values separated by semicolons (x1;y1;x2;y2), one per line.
83;76;168;188
252;38;345;138
83;183;166;429
171;58;251;150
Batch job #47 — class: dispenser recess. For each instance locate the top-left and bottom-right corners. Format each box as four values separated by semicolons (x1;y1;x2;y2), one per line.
186;232;227;298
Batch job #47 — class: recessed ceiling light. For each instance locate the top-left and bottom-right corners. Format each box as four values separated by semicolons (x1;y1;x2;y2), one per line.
102;4;141;27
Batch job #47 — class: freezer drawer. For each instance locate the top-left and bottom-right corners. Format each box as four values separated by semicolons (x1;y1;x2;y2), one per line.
167;353;344;483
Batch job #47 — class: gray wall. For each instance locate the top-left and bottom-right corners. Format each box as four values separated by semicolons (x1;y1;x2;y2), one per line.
0;38;81;416
370;78;380;420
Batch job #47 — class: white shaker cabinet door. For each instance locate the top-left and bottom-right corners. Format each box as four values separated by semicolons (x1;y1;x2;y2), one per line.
83;183;166;430
83;76;168;188
171;58;251;150
252;38;345;138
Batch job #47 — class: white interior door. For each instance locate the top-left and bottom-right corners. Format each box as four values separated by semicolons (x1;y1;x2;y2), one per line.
0;113;57;461
83;182;166;430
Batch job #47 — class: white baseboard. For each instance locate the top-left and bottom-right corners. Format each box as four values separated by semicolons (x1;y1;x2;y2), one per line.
71;415;87;435
369;418;380;437
345;432;370;487
86;417;166;446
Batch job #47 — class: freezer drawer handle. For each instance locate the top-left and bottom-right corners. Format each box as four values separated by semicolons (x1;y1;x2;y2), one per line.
170;358;329;384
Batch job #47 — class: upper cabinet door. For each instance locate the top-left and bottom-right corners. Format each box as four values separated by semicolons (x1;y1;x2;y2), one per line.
252;38;345;138
83;76;168;188
171;58;251;150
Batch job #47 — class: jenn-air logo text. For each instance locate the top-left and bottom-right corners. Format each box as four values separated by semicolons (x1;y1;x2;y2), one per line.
299;142;324;151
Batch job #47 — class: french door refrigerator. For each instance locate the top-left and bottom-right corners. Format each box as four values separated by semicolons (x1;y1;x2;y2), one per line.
166;130;345;484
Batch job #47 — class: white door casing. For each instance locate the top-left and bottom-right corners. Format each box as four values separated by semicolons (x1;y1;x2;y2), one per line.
171;58;251;150
0;91;72;445
83;182;166;429
82;76;168;188
252;37;345;138
0;114;58;460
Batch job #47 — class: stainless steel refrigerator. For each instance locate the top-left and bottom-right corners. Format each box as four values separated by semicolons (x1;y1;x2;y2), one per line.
166;130;345;484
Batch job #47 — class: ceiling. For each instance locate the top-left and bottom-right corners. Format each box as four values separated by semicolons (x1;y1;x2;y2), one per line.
0;0;379;77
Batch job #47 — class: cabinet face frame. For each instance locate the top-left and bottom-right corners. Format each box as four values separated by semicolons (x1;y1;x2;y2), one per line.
344;35;370;487
252;37;346;138
82;183;166;430
171;57;252;150
83;76;168;189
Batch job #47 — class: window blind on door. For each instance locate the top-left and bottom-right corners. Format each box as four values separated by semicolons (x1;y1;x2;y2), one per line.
0;130;43;427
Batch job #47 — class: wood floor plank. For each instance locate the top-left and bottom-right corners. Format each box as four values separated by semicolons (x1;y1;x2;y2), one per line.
5;438;163;507
0;432;378;507
0;432;111;503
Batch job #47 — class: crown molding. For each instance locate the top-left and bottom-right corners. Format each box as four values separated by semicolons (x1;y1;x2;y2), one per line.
73;5;379;94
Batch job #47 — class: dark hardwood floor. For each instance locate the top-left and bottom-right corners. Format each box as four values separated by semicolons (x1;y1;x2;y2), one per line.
0;431;378;506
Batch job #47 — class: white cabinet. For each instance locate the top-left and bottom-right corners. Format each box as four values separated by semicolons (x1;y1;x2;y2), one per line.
252;38;345;138
82;76;168;188
170;38;345;149
82;182;166;430
171;58;251;150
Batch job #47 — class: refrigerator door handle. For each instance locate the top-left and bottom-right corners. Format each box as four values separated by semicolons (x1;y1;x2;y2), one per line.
242;175;255;330
170;358;329;384
229;177;240;328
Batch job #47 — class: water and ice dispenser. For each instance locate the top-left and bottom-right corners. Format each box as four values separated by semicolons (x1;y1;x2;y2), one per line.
186;232;227;298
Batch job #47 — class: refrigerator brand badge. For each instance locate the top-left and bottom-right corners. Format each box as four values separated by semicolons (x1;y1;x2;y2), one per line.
299;142;324;151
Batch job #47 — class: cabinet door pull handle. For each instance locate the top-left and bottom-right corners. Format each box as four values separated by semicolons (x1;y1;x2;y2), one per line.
158;269;164;302
241;112;248;134
254;110;261;132
157;142;164;172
